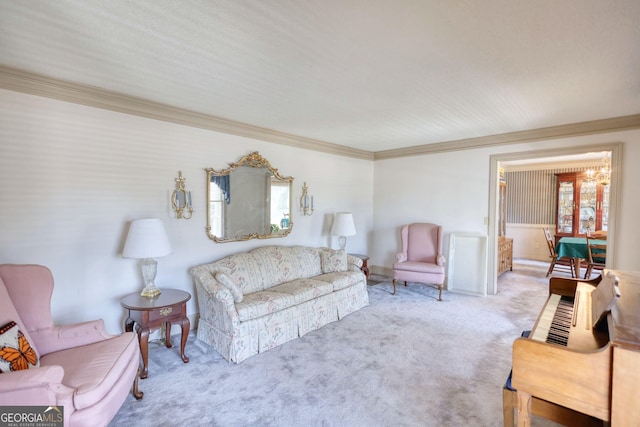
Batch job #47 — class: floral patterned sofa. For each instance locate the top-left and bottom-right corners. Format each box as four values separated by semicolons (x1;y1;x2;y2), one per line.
190;246;369;363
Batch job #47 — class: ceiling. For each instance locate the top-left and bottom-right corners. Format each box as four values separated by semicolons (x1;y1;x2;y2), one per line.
1;0;639;154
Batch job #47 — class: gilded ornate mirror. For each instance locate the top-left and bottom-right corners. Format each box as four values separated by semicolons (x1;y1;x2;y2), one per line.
206;152;293;242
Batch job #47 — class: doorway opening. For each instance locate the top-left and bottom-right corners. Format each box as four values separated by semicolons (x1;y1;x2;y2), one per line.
488;143;621;294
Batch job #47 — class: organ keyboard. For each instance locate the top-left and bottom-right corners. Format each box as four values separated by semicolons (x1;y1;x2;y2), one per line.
511;270;640;426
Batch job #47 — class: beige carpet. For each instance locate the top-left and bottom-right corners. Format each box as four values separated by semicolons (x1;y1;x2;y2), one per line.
110;260;564;427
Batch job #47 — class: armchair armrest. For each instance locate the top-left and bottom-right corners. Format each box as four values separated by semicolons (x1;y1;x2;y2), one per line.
193;273;240;333
197;274;235;304
30;320;113;356
0;365;74;408
436;254;446;266
396;253;407;263
346;255;363;271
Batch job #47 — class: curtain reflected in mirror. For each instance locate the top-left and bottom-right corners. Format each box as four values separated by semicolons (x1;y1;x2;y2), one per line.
206;152;293;242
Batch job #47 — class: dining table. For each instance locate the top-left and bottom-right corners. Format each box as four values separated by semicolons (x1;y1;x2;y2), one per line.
555;236;607;279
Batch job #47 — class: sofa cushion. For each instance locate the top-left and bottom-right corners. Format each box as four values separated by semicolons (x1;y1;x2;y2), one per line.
213;252;265;294
39;332;138;410
215;272;243;303
249;247;303;289
236;291;296;322
270;279;333;304
321;249;348;273
236;279;332;322
198;246;326;294
315;271;364;292
249;246;324;290
0;321;39;372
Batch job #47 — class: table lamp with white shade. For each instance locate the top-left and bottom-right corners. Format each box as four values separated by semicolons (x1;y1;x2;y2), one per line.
123;218;172;298
331;212;356;250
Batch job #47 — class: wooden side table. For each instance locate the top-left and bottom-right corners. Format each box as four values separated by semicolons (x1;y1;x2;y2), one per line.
120;288;191;379
349;253;370;280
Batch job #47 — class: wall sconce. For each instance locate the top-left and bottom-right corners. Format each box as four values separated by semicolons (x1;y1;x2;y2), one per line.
171;171;193;219
300;182;314;216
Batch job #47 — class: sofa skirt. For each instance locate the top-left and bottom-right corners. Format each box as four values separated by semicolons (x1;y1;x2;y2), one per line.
197;281;369;363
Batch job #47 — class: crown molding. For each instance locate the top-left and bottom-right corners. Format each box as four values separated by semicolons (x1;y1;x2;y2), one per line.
503;159;606;172
374;114;640;160
2;65;639;162
0;65;374;160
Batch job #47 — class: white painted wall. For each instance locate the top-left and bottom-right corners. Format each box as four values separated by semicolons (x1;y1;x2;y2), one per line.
0;88;373;333
371;136;640;284
373;148;494;274
2;87;640;334
506;224;556;262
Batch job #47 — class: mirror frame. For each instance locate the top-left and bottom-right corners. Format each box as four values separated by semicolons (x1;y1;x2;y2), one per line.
205;151;294;243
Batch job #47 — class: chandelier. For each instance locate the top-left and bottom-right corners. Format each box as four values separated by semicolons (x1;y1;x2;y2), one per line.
586;153;611;186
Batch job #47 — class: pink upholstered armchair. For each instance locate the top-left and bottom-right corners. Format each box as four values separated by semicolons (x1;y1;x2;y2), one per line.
0;264;142;427
392;223;446;300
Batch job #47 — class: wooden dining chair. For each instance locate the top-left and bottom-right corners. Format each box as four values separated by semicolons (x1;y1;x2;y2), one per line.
590;230;607;239
543;228;575;278
584;236;607;279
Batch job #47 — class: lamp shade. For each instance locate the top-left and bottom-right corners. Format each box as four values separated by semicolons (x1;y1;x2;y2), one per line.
331;212;356;237
123;218;172;259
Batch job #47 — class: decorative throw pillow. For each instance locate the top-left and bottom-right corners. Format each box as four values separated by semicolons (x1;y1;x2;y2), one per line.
215;272;244;303
0;320;39;373
321;249;348;273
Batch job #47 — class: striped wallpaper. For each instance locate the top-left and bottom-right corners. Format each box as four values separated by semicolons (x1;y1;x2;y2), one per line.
505;167;591;224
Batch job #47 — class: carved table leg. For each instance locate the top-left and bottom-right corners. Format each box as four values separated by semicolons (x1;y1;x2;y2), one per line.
124;317;134;333
179;312;190;363
132;368;144;400
138;327;150;379
165;321;172;348
361;261;370;280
